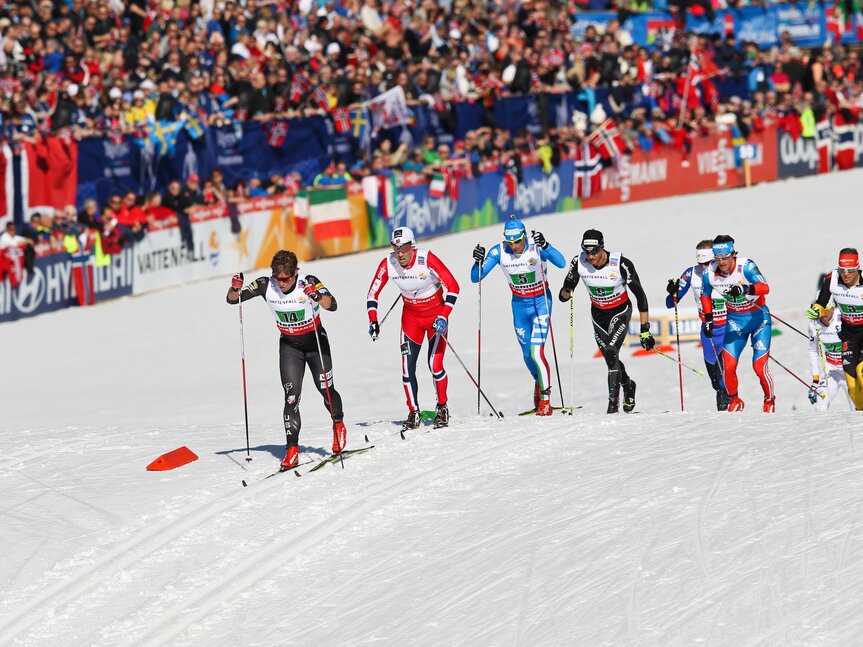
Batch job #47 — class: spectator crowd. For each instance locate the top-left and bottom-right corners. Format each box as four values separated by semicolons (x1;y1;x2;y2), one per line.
1;0;863;257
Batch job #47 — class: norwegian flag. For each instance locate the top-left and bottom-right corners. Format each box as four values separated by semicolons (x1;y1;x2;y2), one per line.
289;73;310;103
589;119;627;163
816;116;834;174
432;95;448;113
332;108;352;134
284;173;300;195
833;109;858;170
311;86;329;111
573;142;603;199
57;127;74;146
265;120;289;147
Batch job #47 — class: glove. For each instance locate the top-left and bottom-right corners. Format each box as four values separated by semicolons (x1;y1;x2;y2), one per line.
531;230;548;249
806;304;820;320
703;313;714;338
639;323;655;351
473;244;485;263
808;380;821;405
303;282;322;301
231;272;244;291
726;284;749;299
558;287;572;302
666;278;679;297
433;316;448;335
368;321;380;341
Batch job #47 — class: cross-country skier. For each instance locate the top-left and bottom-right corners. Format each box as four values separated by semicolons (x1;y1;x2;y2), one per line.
470;217;566;415
807;303;853;411
367;227;460;430
700;235;774;412
559;229;655;413
808;248;863;410
666;240;730;410
226;250;347;470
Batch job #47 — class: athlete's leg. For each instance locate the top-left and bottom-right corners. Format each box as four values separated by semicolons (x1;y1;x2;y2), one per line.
750;312;775;401
840;324;863;410
528;297;552;398
593;303;632;402
400;326;423;412
830;366;854;410
512;301;539;382
426;326;448;404
701;324;726;393
279;339;306;447
305;328;344;421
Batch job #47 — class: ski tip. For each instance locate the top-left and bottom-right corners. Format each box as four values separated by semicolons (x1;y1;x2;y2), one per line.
364;434;370;443
294;470;302;477
241;480;247;487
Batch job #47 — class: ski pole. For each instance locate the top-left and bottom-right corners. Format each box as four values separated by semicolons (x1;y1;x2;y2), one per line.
378;293;402;328
672;288;684;412
237;283;252;462
568;298;574;414
743;300;809;340
769;352;825;398
652;347;706;376
535;250;566;410
477;259;482;416
439;334;503;419
302;280;345;466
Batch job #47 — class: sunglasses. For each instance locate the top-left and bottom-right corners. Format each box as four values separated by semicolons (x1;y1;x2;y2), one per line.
714;253;734;261
582;246;602;255
391;243;412;253
504;234;526;245
839;267;858;274
272;273;295;283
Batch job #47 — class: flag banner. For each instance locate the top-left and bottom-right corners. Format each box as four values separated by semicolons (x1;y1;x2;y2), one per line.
295;186;352;240
573;142;602;199
365;86;412;136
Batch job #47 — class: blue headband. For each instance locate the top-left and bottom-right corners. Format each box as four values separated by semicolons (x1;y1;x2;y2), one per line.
712;241;735;256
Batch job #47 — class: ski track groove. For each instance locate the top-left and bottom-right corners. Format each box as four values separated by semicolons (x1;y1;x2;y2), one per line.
127;437;524;646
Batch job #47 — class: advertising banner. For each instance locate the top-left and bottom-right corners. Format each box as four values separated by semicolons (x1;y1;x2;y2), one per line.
776;131;818;178
582;125;778;208
0;248;133;323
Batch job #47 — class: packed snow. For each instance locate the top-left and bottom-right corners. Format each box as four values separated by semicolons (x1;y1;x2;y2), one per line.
2;170;862;646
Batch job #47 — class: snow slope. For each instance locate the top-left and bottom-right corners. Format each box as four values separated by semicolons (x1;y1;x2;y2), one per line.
2;171;862;646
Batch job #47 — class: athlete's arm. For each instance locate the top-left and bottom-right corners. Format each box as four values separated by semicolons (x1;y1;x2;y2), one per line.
303;274;337;311
428;251;460;317
470;245;501;283
540;243;566;268
742;260;769;296
226;276;267;304
366;257;391;322
621;255;649;313
700;271;714;315
813;272;832;308
559;256;580;301
666;267;692;308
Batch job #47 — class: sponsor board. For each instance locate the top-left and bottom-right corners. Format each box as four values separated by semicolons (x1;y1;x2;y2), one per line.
777;131;818;177
0;249;133;322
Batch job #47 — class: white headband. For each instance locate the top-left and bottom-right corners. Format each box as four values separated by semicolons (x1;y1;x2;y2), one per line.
695;248;713;263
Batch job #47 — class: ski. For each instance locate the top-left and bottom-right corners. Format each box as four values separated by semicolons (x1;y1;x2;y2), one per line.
518;406;583;416
241;458;316;487
355;410;435;428
297;446;375;476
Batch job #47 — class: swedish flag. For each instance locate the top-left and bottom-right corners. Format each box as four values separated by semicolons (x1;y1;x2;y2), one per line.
149;120;183;156
184;116;206;140
351;108;368;140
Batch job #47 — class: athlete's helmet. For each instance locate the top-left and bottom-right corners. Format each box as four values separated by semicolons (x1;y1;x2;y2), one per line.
391;227;416;247
503;217;526;244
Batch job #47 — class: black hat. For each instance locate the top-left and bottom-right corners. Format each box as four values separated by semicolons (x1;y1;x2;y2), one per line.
581;229;604;253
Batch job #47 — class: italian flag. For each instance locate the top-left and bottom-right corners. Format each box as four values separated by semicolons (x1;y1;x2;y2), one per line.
294;186;352;240
362;174;397;219
429;172;446;199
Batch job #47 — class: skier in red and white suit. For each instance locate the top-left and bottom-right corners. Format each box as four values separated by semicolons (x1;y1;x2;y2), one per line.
367;227;460;431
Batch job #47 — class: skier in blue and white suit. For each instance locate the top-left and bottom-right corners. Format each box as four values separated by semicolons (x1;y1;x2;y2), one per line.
666;239;730;411
470;217;566;415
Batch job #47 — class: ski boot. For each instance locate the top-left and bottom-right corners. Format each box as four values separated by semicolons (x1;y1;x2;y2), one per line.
536;399;552;416
622;380;637;413
762;397;776;413
607;398;620;414
716;389;729;411
332;420;347;453
433;403;450;429
280;445;299;471
402;409;422;431
727;395;745;412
